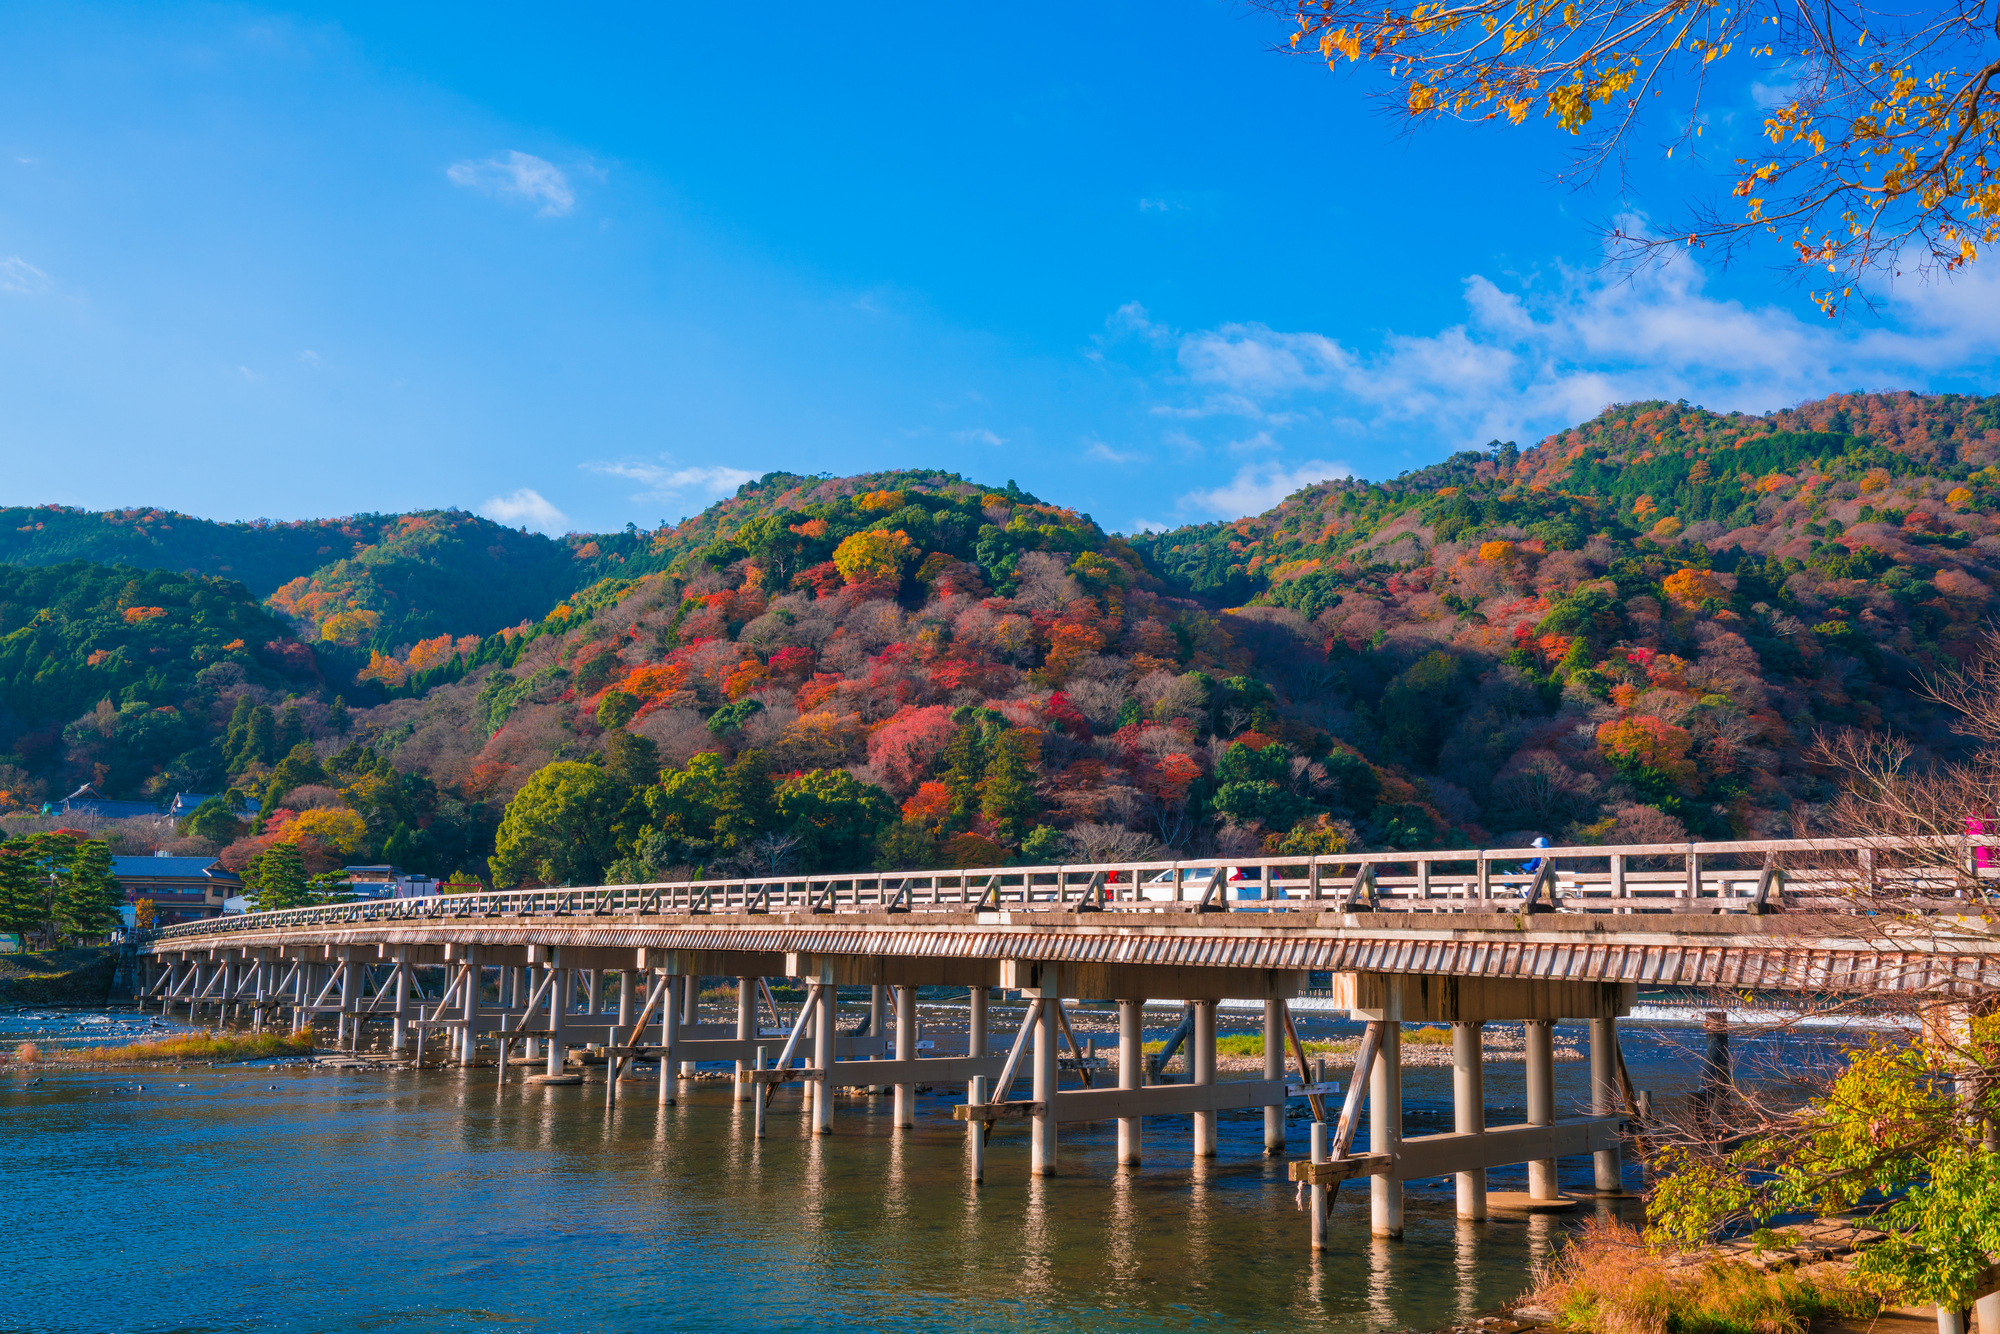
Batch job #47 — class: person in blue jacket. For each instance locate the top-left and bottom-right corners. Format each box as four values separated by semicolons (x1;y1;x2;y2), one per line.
1520;837;1551;896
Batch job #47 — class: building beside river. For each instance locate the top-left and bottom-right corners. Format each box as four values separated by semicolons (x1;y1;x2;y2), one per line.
110;852;240;925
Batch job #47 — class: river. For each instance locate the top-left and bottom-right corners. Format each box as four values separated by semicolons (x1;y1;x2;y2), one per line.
3;1002;1846;1333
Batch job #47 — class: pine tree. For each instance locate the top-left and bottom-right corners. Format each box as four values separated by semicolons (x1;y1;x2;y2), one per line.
55;838;122;940
248;842;310;910
0;843;45;946
940;722;986;831
978;730;1040;841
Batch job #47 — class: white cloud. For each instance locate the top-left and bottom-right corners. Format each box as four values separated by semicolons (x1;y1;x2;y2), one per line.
1086;440;1141;463
480;488;570;535
1128;516;1172;533
1180;458;1352;520
297;350;322;367
1112;241;2000;493
584;460;758;512
954;428;1006;447
1179;324;1350;394
446;151;576;217
0;256;50;295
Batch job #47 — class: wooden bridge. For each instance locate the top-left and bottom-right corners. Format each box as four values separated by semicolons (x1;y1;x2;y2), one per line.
134;834;2000;1248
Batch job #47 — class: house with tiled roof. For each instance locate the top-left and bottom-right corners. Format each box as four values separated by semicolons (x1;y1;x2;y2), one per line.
111;852;240;925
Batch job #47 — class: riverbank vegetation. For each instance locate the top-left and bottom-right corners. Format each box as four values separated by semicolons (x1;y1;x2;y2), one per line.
18;1031;315;1064
1527;1219;1876;1334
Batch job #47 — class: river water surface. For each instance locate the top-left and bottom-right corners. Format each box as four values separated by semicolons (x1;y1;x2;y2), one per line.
3;1005;1844;1333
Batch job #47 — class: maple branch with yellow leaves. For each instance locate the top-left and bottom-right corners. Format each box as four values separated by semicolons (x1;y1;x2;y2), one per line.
1268;0;2000;314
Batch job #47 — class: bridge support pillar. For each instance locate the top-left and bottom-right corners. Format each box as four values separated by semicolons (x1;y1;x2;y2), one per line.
338;951;357;1050
615;969;632;1037
252;954;269;1033
1590;1017;1624;1193
812;979;835;1134
1372;1019;1403;1237
1191;999;1216;1159
389;950;408;1051
1263;998;1285;1156
545;962;567;1077
659;973;681;1106
1526;1019;1557;1200
968;986;987;1060
869;985;888;1093
459;947;482;1066
894;985;917;1127
1117;997;1145;1166
1032;994;1058;1175
680;974;698;1076
735;976;756;1101
1453;1021;1487;1219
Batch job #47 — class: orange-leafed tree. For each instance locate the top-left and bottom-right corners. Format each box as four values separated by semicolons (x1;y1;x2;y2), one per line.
1269;0;2000;312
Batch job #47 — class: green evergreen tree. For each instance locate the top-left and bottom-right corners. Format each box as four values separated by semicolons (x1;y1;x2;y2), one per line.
940;721;986;830
713;750;774;852
0;843;45;946
180;795;243;843
247;841;311;909
381;822;421;871
978;730;1040;841
56;838;122;939
261;741;328;813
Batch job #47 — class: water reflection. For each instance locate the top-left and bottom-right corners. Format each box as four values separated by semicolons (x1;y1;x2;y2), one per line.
6;1013;1770;1333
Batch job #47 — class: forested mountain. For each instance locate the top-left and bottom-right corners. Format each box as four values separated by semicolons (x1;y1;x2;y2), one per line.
6;391;1999;892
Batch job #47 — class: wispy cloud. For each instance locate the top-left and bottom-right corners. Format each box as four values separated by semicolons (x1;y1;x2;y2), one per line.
1086;440;1141;463
954;428;1006;447
0;256;50;295
446;151;577;217
1179;458;1352;520
584;459;759;516
480;488;570;535
1107;236;2000;516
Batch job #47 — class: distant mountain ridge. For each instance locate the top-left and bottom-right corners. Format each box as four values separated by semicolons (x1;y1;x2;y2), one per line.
7;391;2000;891
0;470;1033;653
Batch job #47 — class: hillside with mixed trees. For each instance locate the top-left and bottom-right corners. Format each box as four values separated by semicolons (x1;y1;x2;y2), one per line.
5;389;2000;894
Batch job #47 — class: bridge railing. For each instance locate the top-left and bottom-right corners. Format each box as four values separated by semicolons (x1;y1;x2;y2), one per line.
148;834;1997;942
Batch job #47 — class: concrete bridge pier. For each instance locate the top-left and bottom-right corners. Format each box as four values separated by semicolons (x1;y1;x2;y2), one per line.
659;973;682;1106
545;958;569;1077
735;976;757;1101
968;986;987;1060
459;945;483;1066
389;949;409;1050
1525;1020;1557;1200
1117;997;1144;1166
1032;993;1058;1174
893;985;917;1128
679;975;698;1076
1264;998;1286;1156
1371;1019;1404;1237
1590;1017;1623;1193
1453;1021;1488;1219
869;985;888;1093
812;972;835;1134
1191;999;1217;1159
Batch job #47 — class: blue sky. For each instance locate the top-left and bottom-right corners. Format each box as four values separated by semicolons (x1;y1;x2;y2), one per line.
2;3;1996;538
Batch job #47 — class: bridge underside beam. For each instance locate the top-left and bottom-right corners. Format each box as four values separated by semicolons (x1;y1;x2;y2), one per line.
955;1077;1337;1123
1289;1115;1624;1184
